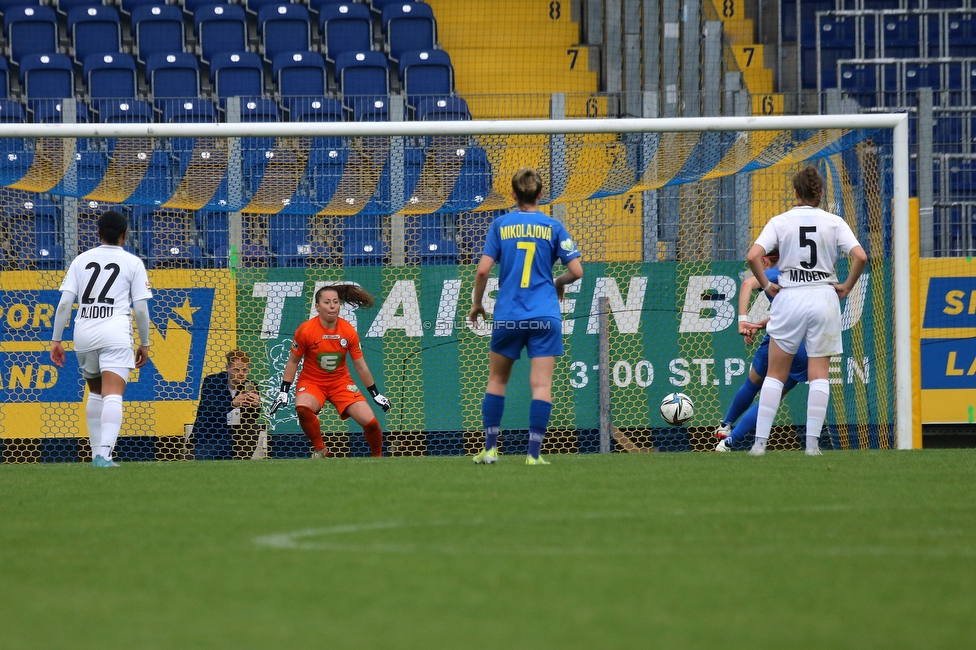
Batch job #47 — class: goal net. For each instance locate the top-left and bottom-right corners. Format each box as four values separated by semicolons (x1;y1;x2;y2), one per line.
0;114;911;462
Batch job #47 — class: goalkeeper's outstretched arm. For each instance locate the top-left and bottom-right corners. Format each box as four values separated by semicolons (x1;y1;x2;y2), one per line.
352;355;391;412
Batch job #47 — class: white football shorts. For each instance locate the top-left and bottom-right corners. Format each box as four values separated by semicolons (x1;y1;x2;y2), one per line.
766;284;843;358
75;346;135;380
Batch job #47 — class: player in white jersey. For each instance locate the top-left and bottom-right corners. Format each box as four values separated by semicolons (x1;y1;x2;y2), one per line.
49;211;152;467
745;166;867;457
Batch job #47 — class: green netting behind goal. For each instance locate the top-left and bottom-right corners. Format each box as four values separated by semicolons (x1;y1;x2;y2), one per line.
0;126;896;461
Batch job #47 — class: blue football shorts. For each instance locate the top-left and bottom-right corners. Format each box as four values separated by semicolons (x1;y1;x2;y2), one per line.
490;317;564;359
752;335;809;384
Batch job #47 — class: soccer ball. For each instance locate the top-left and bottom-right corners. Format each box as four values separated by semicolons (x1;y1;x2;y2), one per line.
660;392;694;426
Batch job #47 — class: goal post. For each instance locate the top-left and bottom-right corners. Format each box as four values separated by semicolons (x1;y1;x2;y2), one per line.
0;113;913;460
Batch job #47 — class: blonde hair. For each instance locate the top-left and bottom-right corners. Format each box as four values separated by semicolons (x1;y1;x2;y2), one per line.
512;167;544;206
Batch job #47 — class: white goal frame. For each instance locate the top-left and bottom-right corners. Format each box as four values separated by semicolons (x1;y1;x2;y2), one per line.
0;113;913;449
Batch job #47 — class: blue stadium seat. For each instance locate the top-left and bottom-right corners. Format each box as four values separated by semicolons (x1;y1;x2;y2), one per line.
84;53;138;114
411;213;458;265
246;0;292;16
307;136;348;202
335;50;390;120
0;99;25;122
67;6;122;66
273;51;329;114
239;97;280;122
288;96;345;122
270;213;314;266
441;144;491;212
343;214;388;265
13;198;63;269
948;159;976;195
903;62;941;99
32;99;89;123
99;99;154;123
0;0;40;13
320;3;373;66
309;0;353;18
20;53;74;100
121;0;164;17
183;0;229;16
840;63;878;108
382;1;436;63
947;16;976;58
132;5;186;65
414;96;471;121
194;4;248;64
0;56;9;98
881;15;921;59
210;51;265;105
139;210;202;268
815;16;857;90
259;4;312;65
146;53;201;109
56;0;101;17
196;210;228;265
369;0;418;16
162;98;218;123
4;6;59;66
399;49;454;110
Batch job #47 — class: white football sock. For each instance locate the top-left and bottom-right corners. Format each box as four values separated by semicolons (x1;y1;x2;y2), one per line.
85;393;103;458
806;379;830;454
751;377;784;454
99;395;124;460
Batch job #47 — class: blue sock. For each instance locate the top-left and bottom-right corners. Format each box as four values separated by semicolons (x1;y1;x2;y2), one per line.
527;400;551;458
482;393;505;450
724;377;762;425
728;403;759;447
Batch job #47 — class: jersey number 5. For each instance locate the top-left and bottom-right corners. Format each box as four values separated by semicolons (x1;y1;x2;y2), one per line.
516;241;536;288
799;226;818;270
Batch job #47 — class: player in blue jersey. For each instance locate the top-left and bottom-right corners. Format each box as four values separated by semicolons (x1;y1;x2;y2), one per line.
714;248;809;452
469;167;584;465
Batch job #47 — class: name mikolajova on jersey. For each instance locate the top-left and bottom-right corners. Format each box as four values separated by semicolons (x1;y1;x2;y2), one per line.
78;305;115;318
789;269;833;283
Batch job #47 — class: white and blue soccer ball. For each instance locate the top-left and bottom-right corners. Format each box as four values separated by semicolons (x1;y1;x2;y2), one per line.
660;392;694;426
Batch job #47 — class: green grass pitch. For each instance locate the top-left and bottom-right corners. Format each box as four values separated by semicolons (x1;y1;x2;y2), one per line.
2;450;975;649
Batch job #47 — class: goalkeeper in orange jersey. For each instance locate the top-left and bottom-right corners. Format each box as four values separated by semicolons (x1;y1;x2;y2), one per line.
270;284;391;458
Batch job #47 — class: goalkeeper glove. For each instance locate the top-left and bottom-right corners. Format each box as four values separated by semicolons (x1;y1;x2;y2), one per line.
270;380;291;414
367;384;391;412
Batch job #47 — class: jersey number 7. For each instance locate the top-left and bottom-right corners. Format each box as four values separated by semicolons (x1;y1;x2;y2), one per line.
516;241;537;288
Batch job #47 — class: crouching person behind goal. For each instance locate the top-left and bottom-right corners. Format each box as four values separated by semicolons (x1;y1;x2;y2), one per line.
270;285;392;458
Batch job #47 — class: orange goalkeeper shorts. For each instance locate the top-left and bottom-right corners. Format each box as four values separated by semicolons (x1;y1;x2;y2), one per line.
296;380;367;420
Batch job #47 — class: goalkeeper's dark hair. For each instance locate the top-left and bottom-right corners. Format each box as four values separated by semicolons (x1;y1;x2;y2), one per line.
315;284;375;309
97;210;128;245
512;167;544;206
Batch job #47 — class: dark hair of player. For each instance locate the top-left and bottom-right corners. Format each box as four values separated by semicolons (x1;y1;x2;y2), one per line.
97;210;128;245
315;284;375;309
793;165;824;207
512;167;544;206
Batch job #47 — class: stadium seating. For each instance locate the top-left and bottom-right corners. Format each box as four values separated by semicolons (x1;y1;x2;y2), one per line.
196;210;228;265
245;0;289;17
881;15;922;59
131;5;186;65
56;0;98;17
269;213;314;266
99;99;154;123
399;49;454;110
162;98;218;123
84;53;138;115
273;51;330;115
382;1;436;63
0;56;9;98
13;199;63;269
288;96;345;123
411;213;458;265
194;4;248;64
183;0;230;16
0;99;25;122
120;0;162;17
139;209;202;268
307;136;349;203
32;99;89;123
146;52;202;108
21;52;76;97
4;6;59;66
259;4;312;65
210;52;265;105
335;50;390;120
67;6;122;66
414;96;471;121
320;3;373;66
839;63;877;108
947;15;976;58
343;214;388;265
